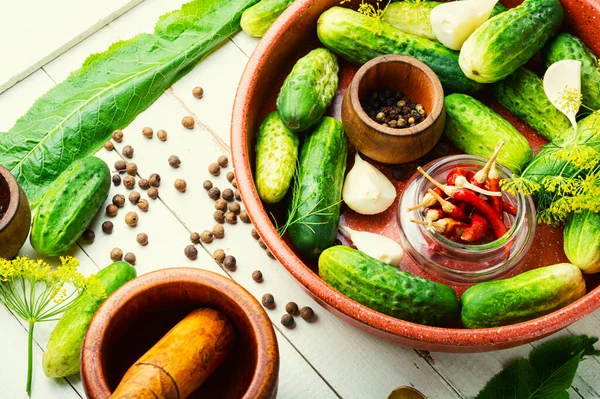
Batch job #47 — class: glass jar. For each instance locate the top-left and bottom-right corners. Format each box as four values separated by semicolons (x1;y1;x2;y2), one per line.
398;155;537;283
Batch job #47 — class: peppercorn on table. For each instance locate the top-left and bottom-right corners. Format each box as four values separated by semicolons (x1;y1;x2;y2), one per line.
2;0;600;398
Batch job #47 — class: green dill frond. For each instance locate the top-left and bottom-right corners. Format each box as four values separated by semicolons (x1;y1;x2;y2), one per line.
541;175;578;195
500;175;541;196
554;145;599;170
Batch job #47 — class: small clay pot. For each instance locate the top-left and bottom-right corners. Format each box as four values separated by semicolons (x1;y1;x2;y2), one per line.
0;165;31;259
81;268;279;399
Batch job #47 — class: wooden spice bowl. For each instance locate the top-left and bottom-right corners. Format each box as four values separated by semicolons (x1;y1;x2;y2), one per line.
0;165;31;259
341;54;446;164
81;268;279;399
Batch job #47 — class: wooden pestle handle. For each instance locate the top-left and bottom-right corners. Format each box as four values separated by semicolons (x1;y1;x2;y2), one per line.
111;308;234;399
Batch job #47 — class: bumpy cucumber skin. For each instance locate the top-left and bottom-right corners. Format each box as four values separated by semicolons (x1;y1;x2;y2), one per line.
461;264;585;328
564;211;600;274
443;94;532;172
30;157;110;256
317;7;483;94
544;33;600;111
319;246;461;326
288;117;347;258
241;0;294;37
459;0;564;83
42;262;137;378
276;48;339;132
492;67;571;141
255;111;299;203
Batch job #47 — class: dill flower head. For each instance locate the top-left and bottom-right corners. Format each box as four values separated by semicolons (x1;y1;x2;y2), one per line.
556;86;583;116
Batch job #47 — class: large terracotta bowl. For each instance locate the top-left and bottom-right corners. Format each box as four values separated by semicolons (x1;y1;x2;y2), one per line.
0;165;31;259
231;0;600;352
81;268;279;398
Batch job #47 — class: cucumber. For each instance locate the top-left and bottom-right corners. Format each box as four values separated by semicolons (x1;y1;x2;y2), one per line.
287;117;347;257
255;111;299;203
443;93;532;172
564;211;600;274
319;246;461;326
43;261;137;378
459;0;564;83
241;0;294;38
276;48;339;132
382;1;507;41
461;263;585;328
317;7;483;94
492;67;571;141
30;157;110;256
544;33;600;111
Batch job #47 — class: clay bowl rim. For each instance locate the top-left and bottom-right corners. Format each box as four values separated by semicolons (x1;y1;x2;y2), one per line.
231;0;600;351
81;268;279;398
348;54;445;138
0;165;20;232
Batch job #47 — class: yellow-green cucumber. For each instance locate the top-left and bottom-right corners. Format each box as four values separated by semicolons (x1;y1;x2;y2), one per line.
276;48;339;132
287;117;347;257
461;263;585;328
319;246;461;326
30;157;110;256
241;0;294;37
43;261;137;377
564;211;600;274
459;0;564;83
443;93;532;172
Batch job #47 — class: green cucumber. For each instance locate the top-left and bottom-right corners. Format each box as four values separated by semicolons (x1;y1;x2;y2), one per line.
492;67;571;141
241;0;294;37
564;211;600;274
461;263;585;328
544;33;600;111
459;0;564;83
317;7;483;94
443;93;532;172
43;261;137;378
287;117;347;257
276;48;339;132
255;112;299;203
319;246;461;326
30;157;110;256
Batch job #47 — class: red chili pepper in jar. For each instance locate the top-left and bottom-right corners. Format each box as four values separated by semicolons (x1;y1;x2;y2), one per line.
407;188;445;211
470;142;504;188
427;189;470;223
460;211;489;242
447;168;475;186
488;159;503;215
411;218;469;236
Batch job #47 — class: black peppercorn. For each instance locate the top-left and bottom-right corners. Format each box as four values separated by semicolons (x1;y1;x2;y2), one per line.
112;174;121;186
223;255;236;271
262;293;275;309
102;221;114;234
82;229;95;242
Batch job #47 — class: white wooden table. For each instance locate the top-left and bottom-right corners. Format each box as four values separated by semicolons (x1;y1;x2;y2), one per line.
1;1;600;398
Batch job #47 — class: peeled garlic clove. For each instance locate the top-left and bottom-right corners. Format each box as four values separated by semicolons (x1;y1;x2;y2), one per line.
430;0;498;51
342;153;396;215
544;60;582;138
340;225;403;266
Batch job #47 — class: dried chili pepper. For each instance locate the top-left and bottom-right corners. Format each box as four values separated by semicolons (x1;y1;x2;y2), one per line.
471;142;504;187
411;218;469;236
503;201;518;216
488;160;503;215
407;187;445;211
447;168;475;186
460;211;489;242
427;189;470;222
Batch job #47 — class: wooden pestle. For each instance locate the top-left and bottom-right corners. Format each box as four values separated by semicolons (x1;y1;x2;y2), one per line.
111;308;234;399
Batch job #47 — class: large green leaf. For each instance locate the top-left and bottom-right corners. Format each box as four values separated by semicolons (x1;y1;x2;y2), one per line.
0;0;258;206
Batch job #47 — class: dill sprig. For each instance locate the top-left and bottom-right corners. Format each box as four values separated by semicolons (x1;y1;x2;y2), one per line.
340;0;392;33
0;256;105;396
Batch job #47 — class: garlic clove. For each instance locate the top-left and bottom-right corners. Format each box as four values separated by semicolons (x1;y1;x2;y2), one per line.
430;0;498;51
340;225;404;266
342;153;396;215
543;60;582;139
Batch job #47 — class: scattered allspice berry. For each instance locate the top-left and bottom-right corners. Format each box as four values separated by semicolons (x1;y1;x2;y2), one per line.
113;194;126;208
126;162;137;176
192;86;204;99
142;127;153;139
124;252;136;265
122;145;134;158
225;212;237;224
214;199;227;212
102;221;114;234
112;130;124;143
251;228;260;240
174;179;187;193
157;129;168;141
258;239;267;250
223;255;236;271
240;210;250;224
228;202;241;214
218;155;228;168
125;212;139;227
231;179;237;189
281;314;295;328
112;174;122;186
185;245;198;260
262;293;275;309
212;224;225;239
222;188;234;202
129;191;141;205
123;176;136;189
149;173;161;187
168;155;181;168
104;141;114;151
182;116;195;129
285;302;299;315
208;187;221;200
203;180;213;191
235;190;241;201
266;249;275;259
82;229;95;242
115;160;127;172
147;187;159;199
213;249;226;263
252;270;263;282
208;162;220;176
110;248;123;261
200;230;214;243
137;199;149;212
136;233;149;246
190;232;201;244
300;306;315;321
138;178;150;190
226;171;235;182
106;204;118;217
213;210;225;224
